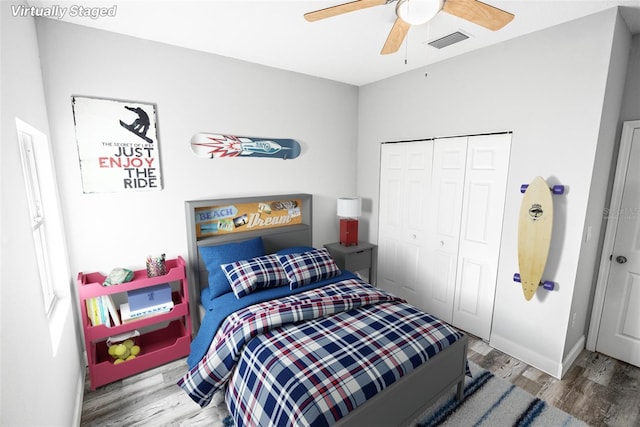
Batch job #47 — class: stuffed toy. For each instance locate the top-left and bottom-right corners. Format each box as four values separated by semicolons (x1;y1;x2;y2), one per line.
103;268;134;286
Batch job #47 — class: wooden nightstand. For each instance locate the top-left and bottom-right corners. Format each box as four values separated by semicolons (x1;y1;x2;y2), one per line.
324;242;377;286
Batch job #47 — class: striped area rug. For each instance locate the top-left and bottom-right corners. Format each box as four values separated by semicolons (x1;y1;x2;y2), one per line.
416;361;588;427
219;361;587;426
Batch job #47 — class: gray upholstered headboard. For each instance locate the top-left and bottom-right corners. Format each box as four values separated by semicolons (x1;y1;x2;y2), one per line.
184;194;312;333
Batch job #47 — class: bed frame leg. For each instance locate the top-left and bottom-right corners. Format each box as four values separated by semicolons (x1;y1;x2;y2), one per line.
456;379;464;401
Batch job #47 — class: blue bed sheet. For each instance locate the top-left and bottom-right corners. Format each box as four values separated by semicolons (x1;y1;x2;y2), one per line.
187;271;358;368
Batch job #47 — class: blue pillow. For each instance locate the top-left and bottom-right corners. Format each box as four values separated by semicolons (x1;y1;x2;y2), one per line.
199;237;265;299
276;246;315;255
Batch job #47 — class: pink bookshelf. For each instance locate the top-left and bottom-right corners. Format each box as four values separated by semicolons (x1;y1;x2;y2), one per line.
77;256;191;390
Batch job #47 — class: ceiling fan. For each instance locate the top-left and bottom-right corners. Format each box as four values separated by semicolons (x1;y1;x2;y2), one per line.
304;0;514;55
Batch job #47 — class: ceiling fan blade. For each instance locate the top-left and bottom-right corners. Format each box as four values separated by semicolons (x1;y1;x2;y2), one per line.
442;0;513;31
381;17;411;55
304;0;389;22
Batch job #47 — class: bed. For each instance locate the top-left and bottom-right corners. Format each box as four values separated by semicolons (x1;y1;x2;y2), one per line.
178;194;468;426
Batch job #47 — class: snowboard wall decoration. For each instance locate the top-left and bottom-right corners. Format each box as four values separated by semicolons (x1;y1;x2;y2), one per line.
191;133;301;159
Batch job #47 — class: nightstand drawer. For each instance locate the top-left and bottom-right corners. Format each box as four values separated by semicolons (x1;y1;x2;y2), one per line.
324;242;377;286
344;249;371;272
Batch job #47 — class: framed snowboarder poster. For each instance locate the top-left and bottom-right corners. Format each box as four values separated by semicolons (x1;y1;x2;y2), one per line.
71;96;162;193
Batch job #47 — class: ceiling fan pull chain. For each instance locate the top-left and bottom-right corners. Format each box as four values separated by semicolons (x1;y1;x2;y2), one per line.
404;31;409;64
405;0;410;63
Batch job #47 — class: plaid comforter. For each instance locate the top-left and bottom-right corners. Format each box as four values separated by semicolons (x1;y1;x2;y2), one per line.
178;278;464;426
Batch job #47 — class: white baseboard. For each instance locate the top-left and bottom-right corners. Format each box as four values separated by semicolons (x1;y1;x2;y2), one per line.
489;333;563;379
71;365;86;426
561;335;585;377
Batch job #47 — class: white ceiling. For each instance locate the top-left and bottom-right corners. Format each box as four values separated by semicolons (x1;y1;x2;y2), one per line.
30;0;640;86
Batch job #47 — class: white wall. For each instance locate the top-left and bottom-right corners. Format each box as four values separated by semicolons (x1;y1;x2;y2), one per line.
3;6;637;426
566;12;632;366
35;18;359;276
621;34;640;121
357;8;630;377
585;33;640;350
1;4;84;426
1;13;357;425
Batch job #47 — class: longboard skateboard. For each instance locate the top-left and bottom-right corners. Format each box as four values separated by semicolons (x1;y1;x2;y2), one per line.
191;133;301;159
515;176;562;300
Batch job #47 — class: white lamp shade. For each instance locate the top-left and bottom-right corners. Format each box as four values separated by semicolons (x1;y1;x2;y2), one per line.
337;197;362;218
396;0;444;26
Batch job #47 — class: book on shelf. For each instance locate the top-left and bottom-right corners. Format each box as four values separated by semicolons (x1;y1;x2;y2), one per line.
98;296;111;327
102;295;121;326
127;283;172;311
86;297;110;327
86;298;100;326
120;301;174;324
85;296;122;327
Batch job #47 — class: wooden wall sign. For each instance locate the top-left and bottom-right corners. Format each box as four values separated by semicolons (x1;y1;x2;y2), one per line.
194;199;302;238
72;96;162;193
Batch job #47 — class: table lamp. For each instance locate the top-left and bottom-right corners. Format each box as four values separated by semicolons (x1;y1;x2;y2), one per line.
337;197;361;246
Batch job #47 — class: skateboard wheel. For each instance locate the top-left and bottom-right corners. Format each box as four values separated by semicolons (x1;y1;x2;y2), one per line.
552;185;565;195
513;273;521;282
520;184;528;193
542;281;555;291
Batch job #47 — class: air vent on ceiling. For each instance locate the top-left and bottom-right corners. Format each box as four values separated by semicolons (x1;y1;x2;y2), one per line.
427;31;470;49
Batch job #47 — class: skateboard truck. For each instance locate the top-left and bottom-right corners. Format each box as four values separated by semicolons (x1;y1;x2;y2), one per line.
513;273;555;291
520;184;565;195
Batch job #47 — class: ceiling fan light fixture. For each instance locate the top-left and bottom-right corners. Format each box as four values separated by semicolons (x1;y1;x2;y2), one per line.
396;0;444;26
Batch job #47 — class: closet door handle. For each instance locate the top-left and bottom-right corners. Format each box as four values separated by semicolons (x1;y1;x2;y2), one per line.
616;255;627;264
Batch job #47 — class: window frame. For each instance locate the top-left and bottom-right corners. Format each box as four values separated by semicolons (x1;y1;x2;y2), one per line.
16;119;65;316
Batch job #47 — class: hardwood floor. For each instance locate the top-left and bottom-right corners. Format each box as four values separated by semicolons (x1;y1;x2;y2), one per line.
80;357;229;426
467;337;640;427
81;336;640;426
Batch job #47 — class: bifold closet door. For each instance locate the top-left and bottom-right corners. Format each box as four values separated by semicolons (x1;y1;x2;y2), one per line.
452;133;511;339
423;137;468;323
378;134;511;340
378;141;433;305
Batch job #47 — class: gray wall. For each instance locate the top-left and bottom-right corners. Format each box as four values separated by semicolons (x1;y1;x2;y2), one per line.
357;8;631;377
568;12;633;360
1;4;84;426
621;34;640;121
35;19;359;275
2;4;638;425
2;11;358;426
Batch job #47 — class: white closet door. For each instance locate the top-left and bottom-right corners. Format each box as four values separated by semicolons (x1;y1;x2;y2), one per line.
423;137;468;322
378;134;510;340
452;134;511;340
378;141;433;303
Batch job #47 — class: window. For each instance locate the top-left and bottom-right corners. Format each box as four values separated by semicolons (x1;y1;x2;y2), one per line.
16;119;68;317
